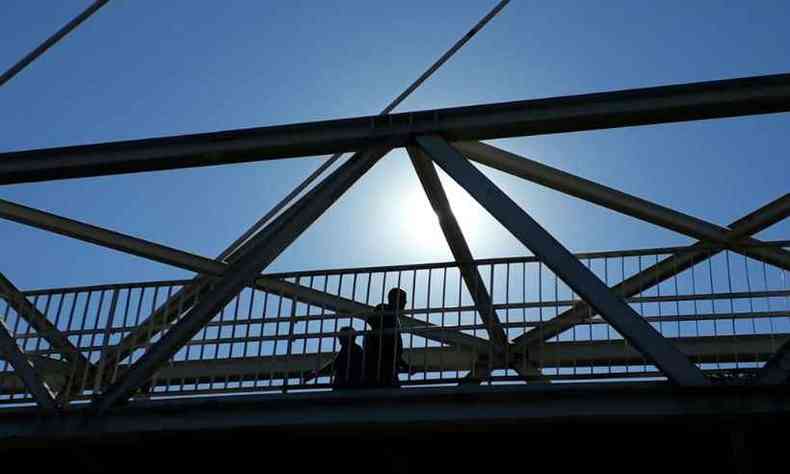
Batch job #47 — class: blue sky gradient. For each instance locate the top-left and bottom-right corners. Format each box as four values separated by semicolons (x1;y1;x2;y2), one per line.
1;0;788;290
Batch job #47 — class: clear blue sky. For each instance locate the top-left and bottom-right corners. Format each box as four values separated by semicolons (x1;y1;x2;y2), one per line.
1;0;788;290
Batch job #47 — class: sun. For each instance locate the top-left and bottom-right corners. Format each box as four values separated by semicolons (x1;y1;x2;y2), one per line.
397;177;484;251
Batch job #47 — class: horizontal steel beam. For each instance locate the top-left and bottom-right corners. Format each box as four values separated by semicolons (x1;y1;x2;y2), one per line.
2;333;785;395
1;73;789;184
3;383;790;443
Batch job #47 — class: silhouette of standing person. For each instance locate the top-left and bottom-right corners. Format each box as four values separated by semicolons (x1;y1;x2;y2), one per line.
363;288;409;388
331;326;364;389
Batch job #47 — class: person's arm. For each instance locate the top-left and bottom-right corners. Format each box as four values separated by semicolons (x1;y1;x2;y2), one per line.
303;357;334;383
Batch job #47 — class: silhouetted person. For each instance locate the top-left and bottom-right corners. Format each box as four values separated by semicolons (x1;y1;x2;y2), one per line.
363;288;409;388
331;326;364;388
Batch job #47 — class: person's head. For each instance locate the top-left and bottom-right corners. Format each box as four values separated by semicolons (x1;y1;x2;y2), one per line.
338;326;356;347
387;288;408;310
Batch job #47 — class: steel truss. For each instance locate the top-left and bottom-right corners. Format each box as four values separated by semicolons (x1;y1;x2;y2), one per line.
1;73;789;411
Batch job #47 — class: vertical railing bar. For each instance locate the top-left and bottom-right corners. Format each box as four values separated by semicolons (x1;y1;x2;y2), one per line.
69;290;94;399
80;289;105;396
50;292;67;362
269;289;285;390
148;287;164;395
635;256;644;373
31;294;51;356
409;269;417;380
456;267;464;381
220;294;234;392
88;290;106;361
707;250;719;370
762;261;776;356
229;289;242;392
304;276;317;385
174;284;194;394
505;262;510;379
357;273;370;388
254;290;270;388
440;266;447;382
725;251;738;370
744;255;757;364
20;295;40;400
3;302;18;400
654;255;663;361
672;256;681;344
423;269;431;382
150;285;173;395
691;255;700;338
375;271;387;386
347;272;358;387
605;257;612;374
110;288;133;385
317;276;329;386
487;263;495;384
243;285;256;378
21;295;39;355
621;257;627;374
553;268;558;377
536;262;542;377
395;270;404;385
60;291;80;400
283;277;301;392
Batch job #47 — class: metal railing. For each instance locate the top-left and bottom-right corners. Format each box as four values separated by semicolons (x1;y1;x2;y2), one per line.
1;242;788;407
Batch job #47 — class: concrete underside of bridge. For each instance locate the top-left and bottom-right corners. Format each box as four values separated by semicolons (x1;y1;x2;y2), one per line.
1;383;788;472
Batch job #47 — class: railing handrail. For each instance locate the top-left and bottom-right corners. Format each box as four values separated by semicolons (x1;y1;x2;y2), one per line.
12;240;790;296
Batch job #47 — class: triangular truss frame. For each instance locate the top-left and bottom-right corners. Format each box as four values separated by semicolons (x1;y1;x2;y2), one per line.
1;74;789;413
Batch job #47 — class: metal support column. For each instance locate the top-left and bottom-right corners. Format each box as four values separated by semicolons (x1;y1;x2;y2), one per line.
416;135;707;386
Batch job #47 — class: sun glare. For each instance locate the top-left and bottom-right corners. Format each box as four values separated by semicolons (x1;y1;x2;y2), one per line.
397;178;485;252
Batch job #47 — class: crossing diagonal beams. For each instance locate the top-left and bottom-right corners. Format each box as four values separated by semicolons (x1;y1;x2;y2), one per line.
417;135;708;386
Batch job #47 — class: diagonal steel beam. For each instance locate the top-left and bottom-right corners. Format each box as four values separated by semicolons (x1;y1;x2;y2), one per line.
0;198;489;359
407;146;509;348
511;193;790;350
0;272;91;372
0;317;57;412
455;141;790;270
92;144;395;411
417;134;707;386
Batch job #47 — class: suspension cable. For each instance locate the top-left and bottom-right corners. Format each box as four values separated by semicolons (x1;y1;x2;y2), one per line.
0;0;111;88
